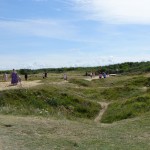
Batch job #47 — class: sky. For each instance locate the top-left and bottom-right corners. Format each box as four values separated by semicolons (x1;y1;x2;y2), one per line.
0;0;150;70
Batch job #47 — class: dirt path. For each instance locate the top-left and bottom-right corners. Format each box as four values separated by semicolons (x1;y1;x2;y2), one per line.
0;80;42;91
94;102;109;123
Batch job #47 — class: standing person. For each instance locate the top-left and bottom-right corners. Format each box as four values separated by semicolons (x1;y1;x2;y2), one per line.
99;73;102;79
11;69;18;85
64;74;67;80
90;72;93;78
25;73;28;81
85;72;88;76
45;72;47;78
93;72;95;77
103;72;106;78
3;73;8;82
42;73;45;79
18;75;22;87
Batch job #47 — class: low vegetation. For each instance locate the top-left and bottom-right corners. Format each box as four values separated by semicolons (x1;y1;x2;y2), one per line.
0;86;100;119
0;62;150;149
101;94;150;123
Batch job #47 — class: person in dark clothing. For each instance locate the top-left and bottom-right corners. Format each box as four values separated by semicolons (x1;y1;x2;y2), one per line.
11;69;18;85
25;73;28;81
45;72;47;78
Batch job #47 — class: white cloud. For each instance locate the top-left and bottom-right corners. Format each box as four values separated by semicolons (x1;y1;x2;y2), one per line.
0;19;77;40
71;0;150;24
1;52;150;70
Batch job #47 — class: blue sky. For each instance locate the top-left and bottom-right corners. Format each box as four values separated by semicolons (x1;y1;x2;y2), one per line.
0;0;150;70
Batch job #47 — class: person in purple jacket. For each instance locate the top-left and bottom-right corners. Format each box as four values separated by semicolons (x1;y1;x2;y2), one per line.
11;69;18;85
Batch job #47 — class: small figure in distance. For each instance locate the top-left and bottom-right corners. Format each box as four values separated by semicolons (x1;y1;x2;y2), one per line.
90;72;93;78
102;72;107;78
3;73;8;82
11;69;18;86
99;73;103;79
18;75;22;87
44;72;47;78
85;72;88;76
25;73;28;81
64;73;67;80
43;73;45;79
92;72;95;77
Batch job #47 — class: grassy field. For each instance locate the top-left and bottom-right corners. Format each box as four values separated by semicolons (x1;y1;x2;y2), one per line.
0;71;150;149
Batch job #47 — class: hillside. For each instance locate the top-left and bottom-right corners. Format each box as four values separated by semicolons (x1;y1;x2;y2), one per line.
0;69;150;149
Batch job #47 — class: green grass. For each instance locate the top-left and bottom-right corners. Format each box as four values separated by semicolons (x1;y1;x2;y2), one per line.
69;78;91;87
118;76;150;87
1;72;150;122
0;85;100;119
0;72;150;149
100;86;142;101
101;94;150;123
0;113;149;150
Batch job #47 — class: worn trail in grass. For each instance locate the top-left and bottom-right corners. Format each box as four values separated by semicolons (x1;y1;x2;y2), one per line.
94;102;110;123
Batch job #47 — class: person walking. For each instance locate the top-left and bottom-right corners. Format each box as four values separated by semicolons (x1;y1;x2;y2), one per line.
3;73;8;82
64;74;67;80
44;72;47;78
25;73;28;81
11;69;18;85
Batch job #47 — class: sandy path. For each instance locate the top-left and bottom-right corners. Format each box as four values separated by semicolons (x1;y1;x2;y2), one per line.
94;102;109;123
0;80;42;91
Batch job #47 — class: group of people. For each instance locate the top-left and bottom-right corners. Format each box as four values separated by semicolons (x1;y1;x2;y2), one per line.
2;69;28;86
85;72;109;79
99;72;108;79
10;69;23;86
2;69;68;86
2;69;110;86
86;71;109;79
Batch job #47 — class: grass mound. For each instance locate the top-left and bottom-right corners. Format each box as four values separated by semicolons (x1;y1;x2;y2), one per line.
69;78;91;87
101;95;150;123
123;76;150;87
100;86;141;101
0;86;100;119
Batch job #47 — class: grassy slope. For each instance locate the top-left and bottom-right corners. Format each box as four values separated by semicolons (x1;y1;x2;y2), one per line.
0;72;150;149
0;84;100;119
0;113;149;150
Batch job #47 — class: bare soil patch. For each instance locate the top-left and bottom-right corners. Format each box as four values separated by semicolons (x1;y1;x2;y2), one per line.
0;80;42;91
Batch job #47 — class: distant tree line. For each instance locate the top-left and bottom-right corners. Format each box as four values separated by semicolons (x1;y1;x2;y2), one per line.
103;61;150;74
0;61;149;75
